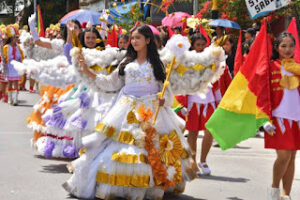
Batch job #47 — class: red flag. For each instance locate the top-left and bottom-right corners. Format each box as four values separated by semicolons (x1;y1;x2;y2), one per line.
239;20;272;119
37;5;45;37
287;17;300;63
198;24;210;47
234;30;243;76
118;26;123;35
181;21;188;36
107;25;118;47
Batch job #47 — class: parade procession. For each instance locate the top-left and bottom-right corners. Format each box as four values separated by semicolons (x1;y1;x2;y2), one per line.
0;0;299;200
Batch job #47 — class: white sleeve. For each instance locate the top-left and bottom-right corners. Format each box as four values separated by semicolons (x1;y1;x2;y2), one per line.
95;69;124;92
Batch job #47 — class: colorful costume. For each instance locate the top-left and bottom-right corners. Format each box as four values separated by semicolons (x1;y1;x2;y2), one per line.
63;36;226;199
265;59;300;149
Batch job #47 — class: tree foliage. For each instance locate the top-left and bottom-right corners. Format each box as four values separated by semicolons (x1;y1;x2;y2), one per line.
197;0;300;29
114;3;151;31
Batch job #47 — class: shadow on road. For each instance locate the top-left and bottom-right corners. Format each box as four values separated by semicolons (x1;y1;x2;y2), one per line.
198;175;249;183
164;193;206;200
65;192;207;200
232;145;251;150
40;163;69;174
227;197;244;200
17;104;34;107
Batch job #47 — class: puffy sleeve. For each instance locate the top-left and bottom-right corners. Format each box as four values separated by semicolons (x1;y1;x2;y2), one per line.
70;47;126;92
64;42;73;64
95;69;124;92
160;45;226;96
50;38;64;53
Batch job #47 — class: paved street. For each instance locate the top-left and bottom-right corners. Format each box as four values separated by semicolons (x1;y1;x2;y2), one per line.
0;91;299;200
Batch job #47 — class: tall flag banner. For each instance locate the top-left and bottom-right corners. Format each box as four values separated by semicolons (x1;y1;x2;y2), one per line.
287;17;300;64
37;5;45;37
245;0;291;19
205;20;272;150
107;25;118;47
198;24;210;47
234;30;243;76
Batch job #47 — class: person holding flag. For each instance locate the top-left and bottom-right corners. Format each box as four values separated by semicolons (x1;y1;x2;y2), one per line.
205;20;299;200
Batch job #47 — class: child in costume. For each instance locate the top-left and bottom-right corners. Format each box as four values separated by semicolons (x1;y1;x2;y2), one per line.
16;15;82;149
266;32;300;200
63;25;226;199
176;33;231;175
3;25;24;106
36;27;120;159
0;26;8;102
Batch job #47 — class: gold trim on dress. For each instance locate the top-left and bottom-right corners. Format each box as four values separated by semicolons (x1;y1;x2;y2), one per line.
111;152;148;164
96;171;150;188
271;79;281;83
159;130;183;166
271;71;281;75
272;87;283;91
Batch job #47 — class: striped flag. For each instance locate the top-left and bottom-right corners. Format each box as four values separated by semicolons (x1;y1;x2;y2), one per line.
37;5;45;37
205;20;272;150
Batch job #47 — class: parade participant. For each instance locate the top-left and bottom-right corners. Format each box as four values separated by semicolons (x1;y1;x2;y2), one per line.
118;34;129;50
0;25;8;102
212;26;225;43
63;25;226;199
222;36;236;76
3;25;24;105
266;32;300;200
180;33;231;175
21;15;82;148
35;27;116;159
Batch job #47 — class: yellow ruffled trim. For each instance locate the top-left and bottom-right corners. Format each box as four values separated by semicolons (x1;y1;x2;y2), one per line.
95;122;135;145
173;62;215;77
111;152;148;164
88;64;116;74
282;58;300;75
96;171;150;188
159;130;183;166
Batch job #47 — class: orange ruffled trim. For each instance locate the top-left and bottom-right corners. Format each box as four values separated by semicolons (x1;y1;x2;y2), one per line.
137;105;175;190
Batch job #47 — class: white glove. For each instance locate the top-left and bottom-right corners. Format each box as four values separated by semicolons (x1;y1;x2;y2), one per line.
28;14;39;41
263;122;276;135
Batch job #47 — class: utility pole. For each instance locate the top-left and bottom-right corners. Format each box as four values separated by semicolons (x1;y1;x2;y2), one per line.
34;0;36;16
193;0;198;15
212;0;218;19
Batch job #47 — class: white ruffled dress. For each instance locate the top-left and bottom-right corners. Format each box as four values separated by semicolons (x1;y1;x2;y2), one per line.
63;60;213;199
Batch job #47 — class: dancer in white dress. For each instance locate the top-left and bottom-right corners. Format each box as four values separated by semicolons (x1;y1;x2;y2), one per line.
63;25;226;199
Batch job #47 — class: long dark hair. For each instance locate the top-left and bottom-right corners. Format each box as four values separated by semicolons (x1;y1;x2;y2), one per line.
271;32;295;60
79;27;105;49
62;19;82;41
119;25;166;82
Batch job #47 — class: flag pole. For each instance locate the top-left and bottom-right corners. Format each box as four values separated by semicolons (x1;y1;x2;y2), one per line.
292;3;300;39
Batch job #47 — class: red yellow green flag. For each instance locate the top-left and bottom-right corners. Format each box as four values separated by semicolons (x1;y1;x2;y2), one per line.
37;5;45;37
205;20;272;150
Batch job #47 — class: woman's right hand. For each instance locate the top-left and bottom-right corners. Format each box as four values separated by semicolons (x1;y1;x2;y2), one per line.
77;53;88;74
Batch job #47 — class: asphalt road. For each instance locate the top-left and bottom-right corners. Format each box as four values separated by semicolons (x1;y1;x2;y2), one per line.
0;91;299;200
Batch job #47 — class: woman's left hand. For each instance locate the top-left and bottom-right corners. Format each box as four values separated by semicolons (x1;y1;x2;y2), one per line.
158;98;165;107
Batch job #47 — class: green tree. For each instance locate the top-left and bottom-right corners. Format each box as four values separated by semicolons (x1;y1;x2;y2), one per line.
115;3;151;31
